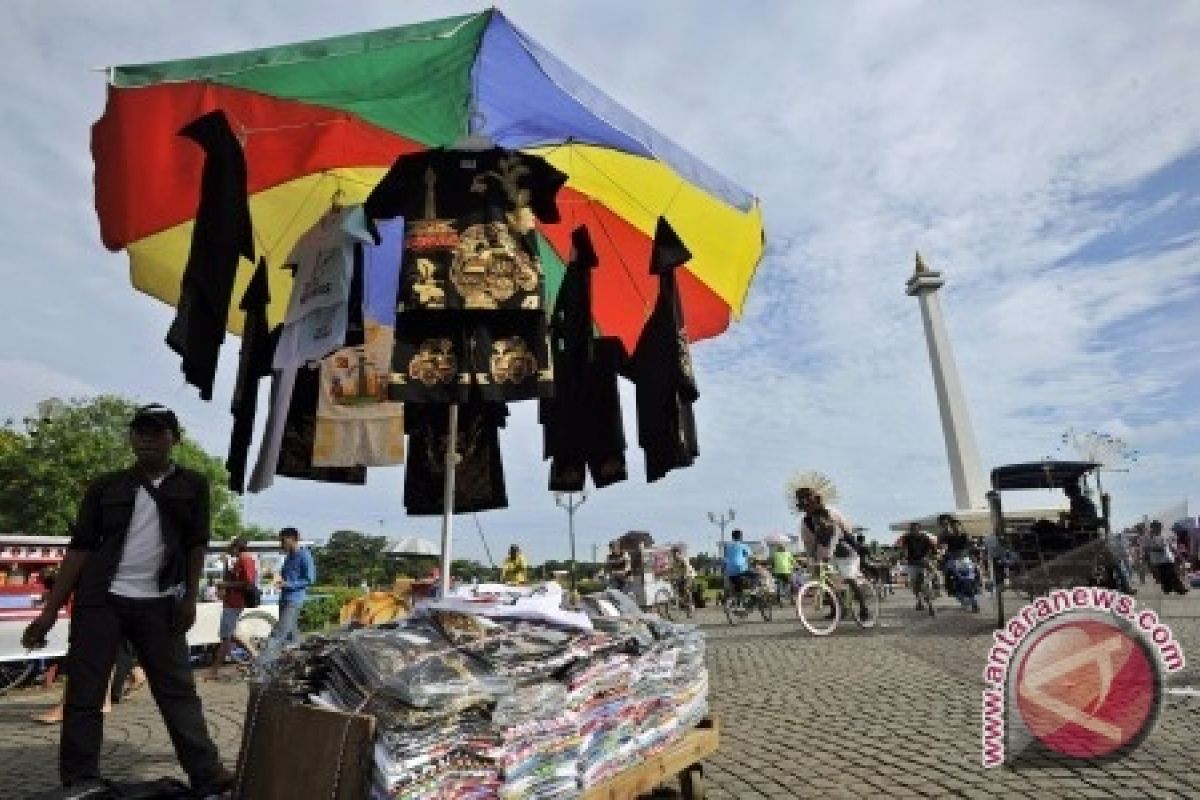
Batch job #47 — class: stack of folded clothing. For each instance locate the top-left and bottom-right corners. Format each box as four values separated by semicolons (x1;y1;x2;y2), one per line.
254;584;709;799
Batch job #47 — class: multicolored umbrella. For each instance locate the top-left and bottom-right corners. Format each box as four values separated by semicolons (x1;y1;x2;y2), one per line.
93;9;764;352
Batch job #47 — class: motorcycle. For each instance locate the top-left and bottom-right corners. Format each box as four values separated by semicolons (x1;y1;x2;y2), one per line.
947;554;980;612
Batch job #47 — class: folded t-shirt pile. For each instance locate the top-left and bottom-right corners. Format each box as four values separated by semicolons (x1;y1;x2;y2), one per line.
256;582;709;799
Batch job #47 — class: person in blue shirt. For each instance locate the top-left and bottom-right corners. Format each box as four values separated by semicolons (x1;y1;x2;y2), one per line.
270;527;316;645
722;529;757;597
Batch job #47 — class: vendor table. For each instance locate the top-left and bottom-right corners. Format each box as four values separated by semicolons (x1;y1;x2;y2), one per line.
581;716;719;800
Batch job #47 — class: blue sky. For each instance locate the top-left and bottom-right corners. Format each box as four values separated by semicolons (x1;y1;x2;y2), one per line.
1;1;1198;563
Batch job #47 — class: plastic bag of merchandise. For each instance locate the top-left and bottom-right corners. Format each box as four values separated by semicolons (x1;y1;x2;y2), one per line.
588;616;655;653
491;681;570;726
346;623;514;709
253;632;348;696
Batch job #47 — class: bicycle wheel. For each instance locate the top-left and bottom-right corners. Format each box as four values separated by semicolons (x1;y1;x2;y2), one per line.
722;594;740;626
655;588;675;621
760;593;774;622
923;578;936;617
852;580;881;629
796;582;839;636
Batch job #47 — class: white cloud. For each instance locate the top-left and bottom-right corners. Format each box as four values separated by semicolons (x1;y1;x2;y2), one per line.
0;1;1197;558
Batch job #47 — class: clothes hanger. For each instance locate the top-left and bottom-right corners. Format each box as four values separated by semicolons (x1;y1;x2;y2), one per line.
449;108;495;151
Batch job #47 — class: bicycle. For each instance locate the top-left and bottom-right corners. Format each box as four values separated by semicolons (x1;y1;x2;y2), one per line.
722;575;773;625
910;561;937;618
795;561;880;636
654;578;695;621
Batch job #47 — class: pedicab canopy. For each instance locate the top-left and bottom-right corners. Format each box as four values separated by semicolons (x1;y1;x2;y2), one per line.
92;8;765;352
989;461;1101;492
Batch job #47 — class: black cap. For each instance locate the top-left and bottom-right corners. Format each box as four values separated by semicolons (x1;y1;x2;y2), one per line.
130;404;181;436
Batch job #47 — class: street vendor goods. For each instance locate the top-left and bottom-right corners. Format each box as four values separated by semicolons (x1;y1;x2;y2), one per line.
255;582;709;798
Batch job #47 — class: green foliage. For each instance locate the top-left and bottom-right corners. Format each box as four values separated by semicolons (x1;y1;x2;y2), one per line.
314;530;390;587
0;395;254;539
298;585;372;632
576;578;605;595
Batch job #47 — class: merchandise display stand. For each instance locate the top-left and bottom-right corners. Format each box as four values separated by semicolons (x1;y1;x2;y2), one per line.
580;716;719;800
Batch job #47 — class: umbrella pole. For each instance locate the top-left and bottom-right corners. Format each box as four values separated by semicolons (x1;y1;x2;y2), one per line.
439;403;459;596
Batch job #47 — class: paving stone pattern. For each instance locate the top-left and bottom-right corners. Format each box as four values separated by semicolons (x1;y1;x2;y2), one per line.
1;587;1198;799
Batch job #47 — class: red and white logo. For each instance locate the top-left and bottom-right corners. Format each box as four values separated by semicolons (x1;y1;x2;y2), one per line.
1014;618;1158;759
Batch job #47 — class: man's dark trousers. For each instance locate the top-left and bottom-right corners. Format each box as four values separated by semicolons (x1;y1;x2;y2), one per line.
61;594;221;787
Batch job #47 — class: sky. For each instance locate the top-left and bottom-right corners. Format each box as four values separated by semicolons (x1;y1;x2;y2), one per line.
1;1;1198;563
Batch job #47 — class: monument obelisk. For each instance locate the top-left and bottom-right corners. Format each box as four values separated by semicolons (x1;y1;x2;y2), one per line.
906;253;987;510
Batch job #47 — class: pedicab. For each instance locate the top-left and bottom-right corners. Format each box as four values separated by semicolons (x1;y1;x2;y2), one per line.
986;461;1123;629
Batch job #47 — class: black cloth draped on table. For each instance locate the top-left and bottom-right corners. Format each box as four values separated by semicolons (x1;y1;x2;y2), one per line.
539;226;628;491
621;218;700;483
165;110;254;401
226;258;277;493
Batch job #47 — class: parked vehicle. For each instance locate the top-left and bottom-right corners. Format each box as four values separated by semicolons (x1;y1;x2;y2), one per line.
986;461;1121;629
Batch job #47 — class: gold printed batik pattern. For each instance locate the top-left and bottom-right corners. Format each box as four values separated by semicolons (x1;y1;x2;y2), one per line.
450;223;539;310
488;337;538;385
407;338;457;386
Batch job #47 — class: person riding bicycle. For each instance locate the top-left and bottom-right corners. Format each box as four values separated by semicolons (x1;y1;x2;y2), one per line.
895;522;938;610
722;529;758;598
770;543;796;602
669;545;696;601
800;495;871;622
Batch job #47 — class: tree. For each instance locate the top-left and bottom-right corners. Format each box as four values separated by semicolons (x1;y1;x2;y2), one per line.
0;395;253;539
314;529;390;587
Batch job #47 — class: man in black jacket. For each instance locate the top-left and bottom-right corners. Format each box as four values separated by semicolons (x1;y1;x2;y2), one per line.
22;404;233;794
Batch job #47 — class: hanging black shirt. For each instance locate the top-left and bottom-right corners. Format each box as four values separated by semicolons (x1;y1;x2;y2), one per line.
226;258;277;493
540;226;628;491
622;218;700;483
365;148;566;314
165;110;254;401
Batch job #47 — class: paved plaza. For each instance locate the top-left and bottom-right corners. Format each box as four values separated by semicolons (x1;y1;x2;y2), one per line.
1;588;1198;799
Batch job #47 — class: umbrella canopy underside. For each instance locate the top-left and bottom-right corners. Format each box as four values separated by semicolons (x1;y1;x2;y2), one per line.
93;9;764;352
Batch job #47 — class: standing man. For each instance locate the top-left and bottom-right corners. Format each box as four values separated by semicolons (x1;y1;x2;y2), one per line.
206;537;256;679
21;404;232;794
271;527;315;645
500;544;530;586
895;523;938;611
